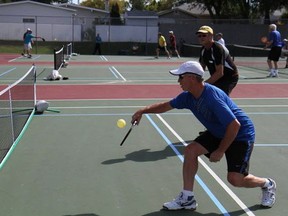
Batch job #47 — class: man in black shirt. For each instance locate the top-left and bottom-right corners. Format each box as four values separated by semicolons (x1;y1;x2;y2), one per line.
196;26;238;95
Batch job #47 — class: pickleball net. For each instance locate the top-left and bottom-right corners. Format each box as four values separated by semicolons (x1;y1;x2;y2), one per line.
54;45;65;71
65;42;72;60
0;65;36;169
181;43;288;78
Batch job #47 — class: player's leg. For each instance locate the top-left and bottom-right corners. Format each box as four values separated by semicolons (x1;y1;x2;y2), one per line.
163;132;214;211
155;46;160;58
164;46;170;58
225;140;276;207
27;43;32;58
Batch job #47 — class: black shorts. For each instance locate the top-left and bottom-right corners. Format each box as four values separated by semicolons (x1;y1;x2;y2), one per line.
268;46;282;61
194;131;254;176
214;75;239;96
157;45;167;51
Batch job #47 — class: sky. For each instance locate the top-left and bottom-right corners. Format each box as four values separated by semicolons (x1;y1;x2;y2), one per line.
71;0;83;4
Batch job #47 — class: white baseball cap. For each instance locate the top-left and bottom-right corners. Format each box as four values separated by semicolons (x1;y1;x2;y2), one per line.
169;31;173;34
169;61;204;77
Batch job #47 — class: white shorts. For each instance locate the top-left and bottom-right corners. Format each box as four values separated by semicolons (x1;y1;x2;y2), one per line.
24;43;32;50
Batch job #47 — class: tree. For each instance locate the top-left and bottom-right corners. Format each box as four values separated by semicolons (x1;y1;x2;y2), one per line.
81;0;105;9
110;1;122;25
186;0;288;23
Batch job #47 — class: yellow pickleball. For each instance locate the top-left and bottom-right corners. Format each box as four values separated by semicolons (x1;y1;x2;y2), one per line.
117;119;126;128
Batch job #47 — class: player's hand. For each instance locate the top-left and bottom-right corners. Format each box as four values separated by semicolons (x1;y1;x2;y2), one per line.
209;150;224;162
131;111;142;125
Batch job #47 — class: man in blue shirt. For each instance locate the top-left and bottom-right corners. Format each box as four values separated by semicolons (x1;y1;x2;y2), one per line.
264;24;282;77
23;29;43;58
131;61;276;211
93;33;102;55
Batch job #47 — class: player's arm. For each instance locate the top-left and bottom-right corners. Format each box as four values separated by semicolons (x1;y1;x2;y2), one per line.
205;64;224;84
209;119;240;162
131;101;173;124
265;40;273;49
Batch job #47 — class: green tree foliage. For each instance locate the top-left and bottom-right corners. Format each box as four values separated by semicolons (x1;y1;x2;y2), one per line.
80;0;105;9
186;0;288;22
110;1;122;25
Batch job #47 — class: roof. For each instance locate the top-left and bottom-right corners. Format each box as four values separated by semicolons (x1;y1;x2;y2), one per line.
158;3;210;17
58;3;109;14
0;0;75;12
125;9;158;18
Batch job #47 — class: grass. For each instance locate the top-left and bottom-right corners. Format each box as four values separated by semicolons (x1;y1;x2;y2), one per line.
0;45;53;54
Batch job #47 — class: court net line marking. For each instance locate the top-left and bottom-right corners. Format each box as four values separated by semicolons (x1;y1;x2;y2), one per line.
155;114;255;216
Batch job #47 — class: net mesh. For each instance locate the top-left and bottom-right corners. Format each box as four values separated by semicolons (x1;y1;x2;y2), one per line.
181;43;270;58
0;66;36;167
65;42;72;60
54;46;64;71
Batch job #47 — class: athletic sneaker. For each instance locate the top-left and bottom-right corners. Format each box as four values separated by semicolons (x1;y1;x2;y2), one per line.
261;178;276;208
272;70;279;77
267;69;274;77
163;192;198;210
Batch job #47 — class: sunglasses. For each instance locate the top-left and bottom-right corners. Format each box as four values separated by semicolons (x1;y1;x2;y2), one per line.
197;34;208;38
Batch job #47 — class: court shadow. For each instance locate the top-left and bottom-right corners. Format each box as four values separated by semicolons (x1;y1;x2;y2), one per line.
142;204;266;216
228;204;269;216
63;214;99;216
102;144;183;165
241;76;268;80
142;210;219;216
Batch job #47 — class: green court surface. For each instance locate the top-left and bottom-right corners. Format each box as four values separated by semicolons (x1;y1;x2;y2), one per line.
0;54;288;216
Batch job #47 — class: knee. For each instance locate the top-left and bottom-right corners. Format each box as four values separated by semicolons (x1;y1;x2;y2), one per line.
184;142;203;157
227;174;243;187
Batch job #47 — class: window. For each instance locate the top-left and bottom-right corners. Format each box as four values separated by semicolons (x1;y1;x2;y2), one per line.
23;18;35;23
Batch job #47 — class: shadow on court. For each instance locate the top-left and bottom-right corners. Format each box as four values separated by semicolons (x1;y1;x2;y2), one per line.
142;204;267;216
63;214;99;216
102;141;189;165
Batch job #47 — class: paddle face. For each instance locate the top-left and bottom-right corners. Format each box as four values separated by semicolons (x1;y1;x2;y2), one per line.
120;121;137;146
261;36;268;43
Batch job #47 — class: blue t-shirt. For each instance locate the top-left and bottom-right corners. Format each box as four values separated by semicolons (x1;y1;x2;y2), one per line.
269;30;282;47
169;83;255;141
24;33;35;44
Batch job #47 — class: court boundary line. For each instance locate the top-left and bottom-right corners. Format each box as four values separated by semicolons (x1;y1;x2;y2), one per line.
145;114;230;216
0;67;16;78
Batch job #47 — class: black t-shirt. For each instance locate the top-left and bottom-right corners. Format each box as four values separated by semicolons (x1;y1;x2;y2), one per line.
199;43;238;81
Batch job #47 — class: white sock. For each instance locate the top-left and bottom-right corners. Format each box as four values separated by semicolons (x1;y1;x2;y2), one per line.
263;178;271;188
182;190;194;197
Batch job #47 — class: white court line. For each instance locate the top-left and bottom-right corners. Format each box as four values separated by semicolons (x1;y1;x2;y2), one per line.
8;55;41;62
109;67;119;79
156;114;256;216
8;56;23;62
100;56;108;61
0;67;16;77
110;66;126;81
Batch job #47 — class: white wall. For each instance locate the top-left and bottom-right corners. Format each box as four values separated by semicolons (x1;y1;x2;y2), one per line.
0;23;81;41
95;25;158;43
